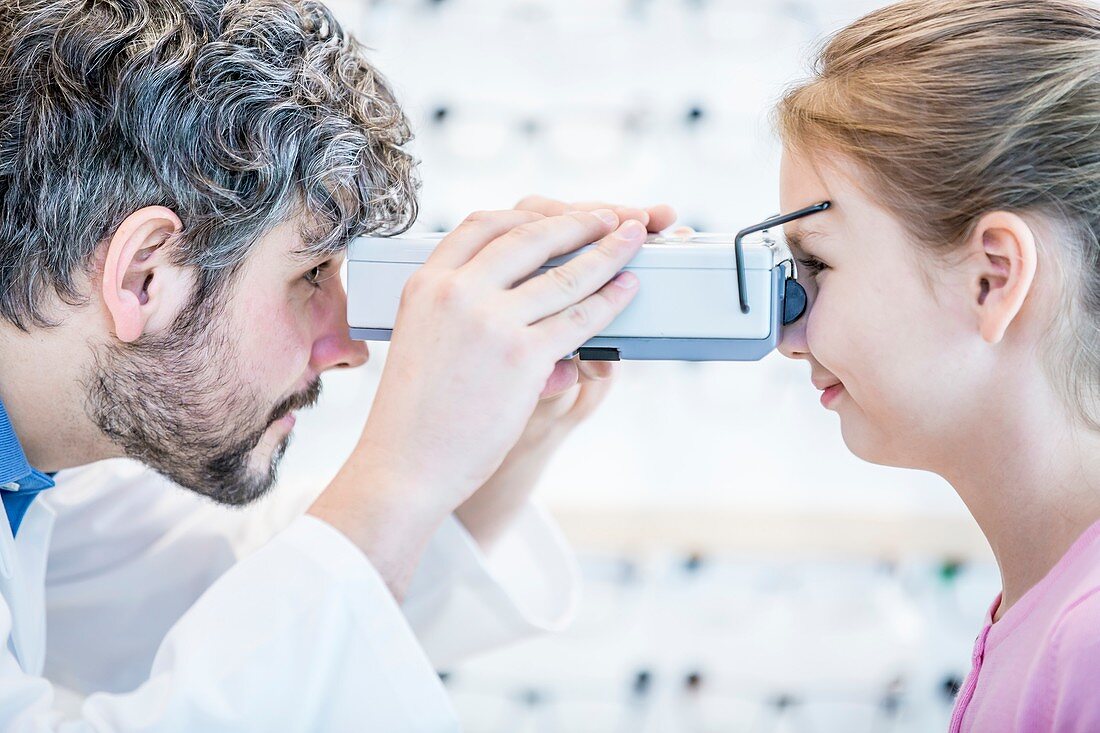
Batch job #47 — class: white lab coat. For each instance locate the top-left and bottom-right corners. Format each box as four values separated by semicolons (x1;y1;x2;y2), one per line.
0;459;579;731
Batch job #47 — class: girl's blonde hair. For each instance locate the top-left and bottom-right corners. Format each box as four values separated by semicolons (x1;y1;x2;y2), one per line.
777;0;1100;429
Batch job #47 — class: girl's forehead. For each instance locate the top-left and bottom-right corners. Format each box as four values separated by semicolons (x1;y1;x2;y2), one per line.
780;149;835;203
783;150;897;228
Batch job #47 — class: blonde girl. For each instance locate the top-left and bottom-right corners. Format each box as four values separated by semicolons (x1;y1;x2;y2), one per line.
773;1;1100;729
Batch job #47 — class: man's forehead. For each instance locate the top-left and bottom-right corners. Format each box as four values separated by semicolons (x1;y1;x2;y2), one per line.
252;217;334;265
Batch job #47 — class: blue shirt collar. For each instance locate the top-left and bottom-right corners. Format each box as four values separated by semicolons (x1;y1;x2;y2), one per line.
0;397;55;535
0;398;32;487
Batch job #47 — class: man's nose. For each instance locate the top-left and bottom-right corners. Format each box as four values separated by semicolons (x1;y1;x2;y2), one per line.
312;330;369;371
311;281;370;372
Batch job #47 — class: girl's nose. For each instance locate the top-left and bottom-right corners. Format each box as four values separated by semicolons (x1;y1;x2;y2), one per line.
778;310;810;361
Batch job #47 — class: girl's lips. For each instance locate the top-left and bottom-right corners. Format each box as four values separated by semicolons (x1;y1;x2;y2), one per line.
820;383;845;408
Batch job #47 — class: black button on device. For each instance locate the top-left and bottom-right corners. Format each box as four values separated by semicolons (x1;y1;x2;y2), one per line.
578;347;621;361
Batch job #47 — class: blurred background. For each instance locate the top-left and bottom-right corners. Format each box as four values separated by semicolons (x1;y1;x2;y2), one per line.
274;1;999;730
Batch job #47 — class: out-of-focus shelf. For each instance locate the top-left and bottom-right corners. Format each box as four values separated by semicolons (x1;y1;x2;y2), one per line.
546;506;993;561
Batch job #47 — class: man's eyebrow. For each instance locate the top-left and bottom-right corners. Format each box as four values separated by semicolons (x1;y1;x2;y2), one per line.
287;249;323;264
287;221;345;263
286;236;337;264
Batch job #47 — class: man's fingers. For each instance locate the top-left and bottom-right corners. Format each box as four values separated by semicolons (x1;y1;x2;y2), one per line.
426;209;544;270
669;225;697;239
539;359;580;400
577;357;616;382
510;219;646;322
541;357;614;402
568;371;615;422
471;210;622;288
533;270;641;358
566;201;650;229
514;195;674;232
612;206;650;228
514;194;570;217
645;204;678;232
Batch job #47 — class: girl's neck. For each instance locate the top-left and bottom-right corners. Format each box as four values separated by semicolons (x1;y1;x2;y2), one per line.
941;398;1100;623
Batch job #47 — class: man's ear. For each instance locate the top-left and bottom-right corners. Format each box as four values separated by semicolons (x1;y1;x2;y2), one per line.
964;211;1038;344
101;206;189;343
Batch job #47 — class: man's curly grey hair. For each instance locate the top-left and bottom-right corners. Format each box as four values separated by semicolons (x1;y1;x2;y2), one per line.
0;0;419;330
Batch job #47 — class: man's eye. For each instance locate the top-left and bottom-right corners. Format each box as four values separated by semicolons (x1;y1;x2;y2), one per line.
797;255;829;277
303;264;327;288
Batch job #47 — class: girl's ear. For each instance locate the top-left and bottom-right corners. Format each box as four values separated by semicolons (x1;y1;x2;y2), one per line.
964;211;1038;344
100;206;190;343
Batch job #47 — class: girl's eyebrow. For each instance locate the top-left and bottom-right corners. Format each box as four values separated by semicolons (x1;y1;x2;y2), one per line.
785;228;827;253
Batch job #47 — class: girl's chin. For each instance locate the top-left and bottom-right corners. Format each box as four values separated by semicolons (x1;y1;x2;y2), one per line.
839;421;922;470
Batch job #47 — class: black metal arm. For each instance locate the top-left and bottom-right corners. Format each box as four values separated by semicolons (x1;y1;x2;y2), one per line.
733;201;831;314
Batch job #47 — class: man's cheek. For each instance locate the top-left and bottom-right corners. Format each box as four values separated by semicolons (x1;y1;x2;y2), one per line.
235;310;300;373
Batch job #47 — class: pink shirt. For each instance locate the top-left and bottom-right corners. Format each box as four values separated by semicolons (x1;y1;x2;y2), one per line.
951;519;1100;732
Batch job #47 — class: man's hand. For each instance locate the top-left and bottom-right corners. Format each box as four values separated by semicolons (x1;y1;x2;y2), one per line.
515;194;677;235
455;357;617;547
455;196;679;548
309;208;647;597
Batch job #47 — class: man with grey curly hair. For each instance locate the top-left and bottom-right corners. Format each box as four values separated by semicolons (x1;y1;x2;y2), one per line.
0;0;674;729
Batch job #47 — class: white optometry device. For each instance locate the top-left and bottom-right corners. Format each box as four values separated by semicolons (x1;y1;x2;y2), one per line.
347;203;830;362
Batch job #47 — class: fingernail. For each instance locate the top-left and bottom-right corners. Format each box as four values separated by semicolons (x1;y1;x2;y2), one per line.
593;209;618;227
617;219;647;240
612;271;639;289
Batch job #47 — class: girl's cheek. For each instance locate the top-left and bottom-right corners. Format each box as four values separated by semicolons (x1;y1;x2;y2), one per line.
806;301;849;377
804;296;828;351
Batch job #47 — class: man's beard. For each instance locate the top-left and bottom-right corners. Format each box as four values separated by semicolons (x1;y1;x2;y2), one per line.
85;306;322;506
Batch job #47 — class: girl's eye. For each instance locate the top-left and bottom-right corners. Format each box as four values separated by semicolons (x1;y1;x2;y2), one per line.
797;255;829;277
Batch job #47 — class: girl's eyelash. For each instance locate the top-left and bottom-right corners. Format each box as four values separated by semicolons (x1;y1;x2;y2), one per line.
797;255;828;277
